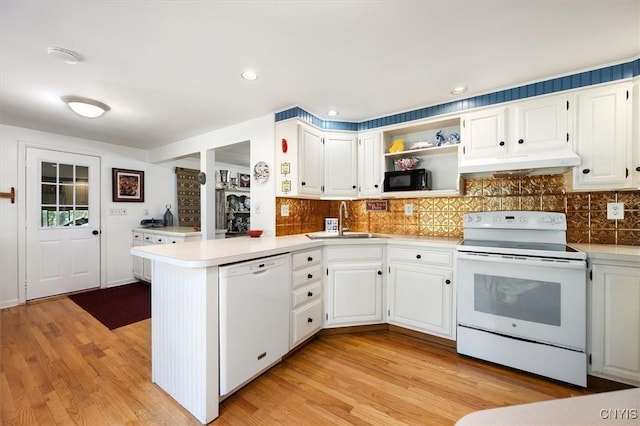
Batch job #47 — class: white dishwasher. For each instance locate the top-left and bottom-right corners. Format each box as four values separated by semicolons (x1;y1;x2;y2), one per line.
219;253;291;396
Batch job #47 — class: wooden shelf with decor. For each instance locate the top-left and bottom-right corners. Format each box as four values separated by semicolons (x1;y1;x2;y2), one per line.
382;116;462;197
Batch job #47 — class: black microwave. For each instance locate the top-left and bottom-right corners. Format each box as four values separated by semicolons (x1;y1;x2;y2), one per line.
383;169;431;192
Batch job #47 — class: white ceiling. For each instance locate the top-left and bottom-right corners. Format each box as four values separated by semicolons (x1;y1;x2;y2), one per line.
1;1;639;152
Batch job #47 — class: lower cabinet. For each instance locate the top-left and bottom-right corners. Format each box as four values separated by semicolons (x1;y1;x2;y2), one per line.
387;245;455;340
590;260;640;385
132;228;201;283
324;245;384;328
290;248;323;348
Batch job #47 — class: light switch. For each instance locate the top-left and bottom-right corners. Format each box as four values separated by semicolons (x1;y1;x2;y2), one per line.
607;202;624;220
281;204;289;217
404;203;414;216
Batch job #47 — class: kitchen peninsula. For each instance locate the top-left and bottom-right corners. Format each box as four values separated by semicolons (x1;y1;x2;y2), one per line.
130;233;459;423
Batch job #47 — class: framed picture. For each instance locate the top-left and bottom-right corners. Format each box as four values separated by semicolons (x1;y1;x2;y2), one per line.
238;173;250;188
112;168;144;202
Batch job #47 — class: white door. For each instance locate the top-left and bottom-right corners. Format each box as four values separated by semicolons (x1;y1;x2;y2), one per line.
326;261;383;326
460;106;507;159
298;123;324;196
26;148;101;300
358;132;383;197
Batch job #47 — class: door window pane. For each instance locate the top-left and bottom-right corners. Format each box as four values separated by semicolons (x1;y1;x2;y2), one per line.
40;161;90;228
42;162;57;183
473;273;561;326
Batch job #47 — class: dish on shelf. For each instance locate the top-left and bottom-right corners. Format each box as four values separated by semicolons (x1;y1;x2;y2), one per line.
395;157;419;171
409;141;433;150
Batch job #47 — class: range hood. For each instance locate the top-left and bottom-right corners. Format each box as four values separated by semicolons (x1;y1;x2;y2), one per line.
458;148;581;178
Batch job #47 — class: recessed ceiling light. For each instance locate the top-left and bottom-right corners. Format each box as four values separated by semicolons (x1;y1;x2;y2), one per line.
47;46;82;64
450;86;468;95
327;110;338;117
241;70;258;81
62;96;110;118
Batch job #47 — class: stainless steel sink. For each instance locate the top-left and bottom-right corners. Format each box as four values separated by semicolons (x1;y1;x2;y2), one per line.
306;233;387;240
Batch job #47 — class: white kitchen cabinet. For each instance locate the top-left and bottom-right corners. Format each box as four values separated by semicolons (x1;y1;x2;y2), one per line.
324;245;384;327
590;261;640;386
323;132;358;198
290;248;323;349
387;245;455;339
275;119;358;198
570;82;633;190
298;122;325;196
460;93;570;161
634;82;640;187
132;227;201;282
357;131;383;197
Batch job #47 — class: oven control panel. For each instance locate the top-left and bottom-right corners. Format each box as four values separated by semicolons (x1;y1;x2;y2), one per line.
463;211;566;229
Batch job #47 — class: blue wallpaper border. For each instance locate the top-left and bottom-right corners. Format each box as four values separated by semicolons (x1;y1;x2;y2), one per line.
274;58;640;132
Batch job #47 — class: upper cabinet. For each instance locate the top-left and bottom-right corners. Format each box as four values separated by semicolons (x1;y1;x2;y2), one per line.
357;131;383;197
323;132;358;198
569;82;634;191
275;119;357;199
458;93;575;176
298;123;325;196
460;94;570;160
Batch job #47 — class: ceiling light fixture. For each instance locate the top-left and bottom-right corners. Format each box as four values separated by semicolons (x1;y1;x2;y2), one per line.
450;86;468;95
47;46;82;64
241;70;258;81
62;96;110;118
327;110;338;117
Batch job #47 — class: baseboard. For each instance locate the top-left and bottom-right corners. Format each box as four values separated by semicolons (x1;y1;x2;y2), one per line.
106;278;139;288
318;324;388;336
0;298;19;310
388;324;456;348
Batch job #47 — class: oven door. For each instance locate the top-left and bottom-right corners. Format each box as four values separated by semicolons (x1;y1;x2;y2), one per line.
457;251;587;351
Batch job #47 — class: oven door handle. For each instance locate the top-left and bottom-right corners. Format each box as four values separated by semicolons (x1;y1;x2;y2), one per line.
456;252;586;270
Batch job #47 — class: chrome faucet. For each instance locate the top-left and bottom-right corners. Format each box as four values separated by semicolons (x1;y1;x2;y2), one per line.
338;201;348;236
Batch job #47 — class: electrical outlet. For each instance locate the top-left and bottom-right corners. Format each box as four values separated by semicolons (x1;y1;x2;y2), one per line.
108;208;127;216
607;202;624;220
280;204;289;217
404;203;414;216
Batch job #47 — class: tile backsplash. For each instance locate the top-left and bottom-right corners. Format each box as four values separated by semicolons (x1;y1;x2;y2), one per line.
276;174;640;246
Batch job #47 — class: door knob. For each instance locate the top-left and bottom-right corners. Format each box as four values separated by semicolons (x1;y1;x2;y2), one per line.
499;141;505;146
92;230;99;235
517;139;524;144
582;169;591;174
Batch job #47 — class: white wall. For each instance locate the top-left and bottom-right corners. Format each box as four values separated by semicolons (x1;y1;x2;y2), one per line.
150;113;276;237
0;113;276;308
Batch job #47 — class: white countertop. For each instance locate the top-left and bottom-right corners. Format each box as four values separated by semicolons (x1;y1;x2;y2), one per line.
456;388;640;426
131;230;638;269
133;226;202;237
571;243;640;262
130;232;461;268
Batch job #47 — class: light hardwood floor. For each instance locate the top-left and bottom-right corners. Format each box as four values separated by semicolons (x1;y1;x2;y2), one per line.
1;296;628;425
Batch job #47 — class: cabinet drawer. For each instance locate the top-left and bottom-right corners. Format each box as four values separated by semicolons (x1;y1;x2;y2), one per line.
325;246;384;262
388;246;452;267
292;299;322;346
292;281;322;309
153;235;168;244
292;264;322;289
292;249;322;270
167;237;185;244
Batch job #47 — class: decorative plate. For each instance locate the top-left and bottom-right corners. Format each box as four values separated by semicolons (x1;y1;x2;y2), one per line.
253;161;269;183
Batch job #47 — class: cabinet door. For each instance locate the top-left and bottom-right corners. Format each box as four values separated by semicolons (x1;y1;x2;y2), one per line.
592;264;640;384
512;94;569;155
388;262;452;338
460;107;507;160
358;132;383;197
132;237;144;279
298;123;324;196
326;261;383;326
573;83;632;189
632;82;640;187
324;132;357;197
